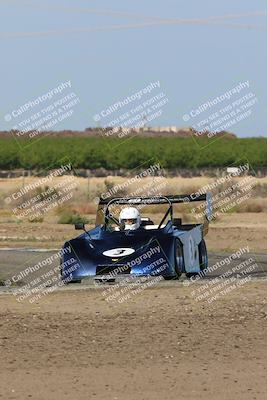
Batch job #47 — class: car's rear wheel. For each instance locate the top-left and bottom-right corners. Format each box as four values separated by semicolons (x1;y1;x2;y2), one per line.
186;239;208;278
175;239;184;278
199;239;208;272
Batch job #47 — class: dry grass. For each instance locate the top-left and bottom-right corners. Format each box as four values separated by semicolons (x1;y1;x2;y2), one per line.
1;176;267;226
235;199;266;213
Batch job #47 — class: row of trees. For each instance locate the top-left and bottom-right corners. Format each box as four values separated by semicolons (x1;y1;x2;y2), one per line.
0;136;266;170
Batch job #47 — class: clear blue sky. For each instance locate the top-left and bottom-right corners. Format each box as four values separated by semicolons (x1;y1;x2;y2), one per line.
0;0;266;137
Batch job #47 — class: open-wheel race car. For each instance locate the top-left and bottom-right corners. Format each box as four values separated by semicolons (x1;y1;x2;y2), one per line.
60;193;212;283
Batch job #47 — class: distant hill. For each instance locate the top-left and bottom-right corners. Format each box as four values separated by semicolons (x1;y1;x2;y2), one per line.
0;127;237;139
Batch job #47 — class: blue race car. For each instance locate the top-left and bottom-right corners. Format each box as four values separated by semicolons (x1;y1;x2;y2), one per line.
60;193;212;283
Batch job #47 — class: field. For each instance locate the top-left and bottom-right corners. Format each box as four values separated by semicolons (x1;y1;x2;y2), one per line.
0;136;267;169
1;175;267;251
0;282;266;400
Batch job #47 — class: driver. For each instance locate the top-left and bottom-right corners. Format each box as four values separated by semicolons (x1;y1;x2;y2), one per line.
119;207;141;230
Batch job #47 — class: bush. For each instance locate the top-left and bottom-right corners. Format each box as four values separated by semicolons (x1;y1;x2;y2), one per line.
58;210;89;225
103;178;127;197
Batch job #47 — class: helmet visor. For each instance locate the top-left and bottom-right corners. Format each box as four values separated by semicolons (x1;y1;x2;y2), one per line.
122;218;137;225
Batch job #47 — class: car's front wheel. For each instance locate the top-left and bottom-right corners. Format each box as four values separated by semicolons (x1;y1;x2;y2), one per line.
175;239;184;278
164;239;184;280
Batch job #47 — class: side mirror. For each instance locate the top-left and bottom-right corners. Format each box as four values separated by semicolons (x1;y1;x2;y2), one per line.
75;222;85;230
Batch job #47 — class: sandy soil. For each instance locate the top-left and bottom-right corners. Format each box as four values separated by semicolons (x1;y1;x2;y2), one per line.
0;281;266;400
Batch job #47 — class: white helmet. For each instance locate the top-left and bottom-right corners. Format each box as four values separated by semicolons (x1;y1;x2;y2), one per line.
119;207;141;230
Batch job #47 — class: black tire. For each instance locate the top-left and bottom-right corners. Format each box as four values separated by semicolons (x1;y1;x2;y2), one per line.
199;239;208;272
186;239;208;278
59;257;63;278
164;239;184;280
66;279;82;284
175;239;184;278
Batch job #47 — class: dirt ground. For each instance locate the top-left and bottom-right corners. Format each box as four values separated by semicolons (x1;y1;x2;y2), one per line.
0;281;266;400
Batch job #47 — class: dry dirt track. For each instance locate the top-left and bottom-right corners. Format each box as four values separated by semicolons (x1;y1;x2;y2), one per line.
0;278;267;400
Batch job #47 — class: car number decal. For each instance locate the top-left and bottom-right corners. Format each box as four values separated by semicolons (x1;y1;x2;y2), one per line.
103;248;135;257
